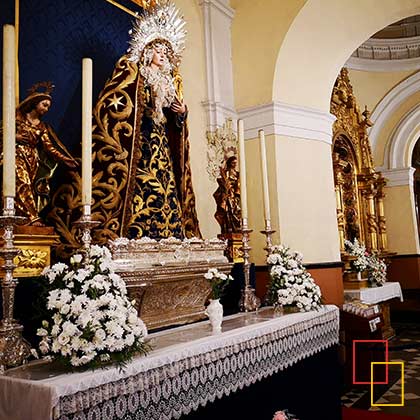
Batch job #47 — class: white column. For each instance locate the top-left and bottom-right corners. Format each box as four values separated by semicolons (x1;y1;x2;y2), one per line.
199;0;237;129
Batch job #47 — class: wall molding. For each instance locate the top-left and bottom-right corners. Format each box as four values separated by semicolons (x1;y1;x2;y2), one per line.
379;167;415;187
346;56;420;72
198;0;234;20
202;101;237;129
346;35;420;72
238;101;336;144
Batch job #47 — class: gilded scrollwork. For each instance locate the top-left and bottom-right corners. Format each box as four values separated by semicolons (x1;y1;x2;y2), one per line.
331;68;389;254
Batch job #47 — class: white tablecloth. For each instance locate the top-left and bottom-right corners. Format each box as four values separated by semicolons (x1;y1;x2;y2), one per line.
0;305;339;420
344;282;403;304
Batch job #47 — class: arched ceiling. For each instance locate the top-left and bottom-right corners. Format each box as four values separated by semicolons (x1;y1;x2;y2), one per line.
348;14;420;71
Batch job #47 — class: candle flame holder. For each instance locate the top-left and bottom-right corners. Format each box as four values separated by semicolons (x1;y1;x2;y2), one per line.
0;197;31;372
73;205;100;263
239;217;261;312
260;218;276;258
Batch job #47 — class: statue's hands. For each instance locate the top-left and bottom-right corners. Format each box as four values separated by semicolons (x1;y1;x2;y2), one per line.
171;97;186;114
16;129;32;143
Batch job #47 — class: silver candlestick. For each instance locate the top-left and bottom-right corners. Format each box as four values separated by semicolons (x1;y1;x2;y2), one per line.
73;204;100;263
239;217;261;312
260;218;276;258
0;197;31;372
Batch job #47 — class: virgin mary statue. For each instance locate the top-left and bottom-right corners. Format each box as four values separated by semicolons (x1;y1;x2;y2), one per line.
93;1;201;243
48;1;201;254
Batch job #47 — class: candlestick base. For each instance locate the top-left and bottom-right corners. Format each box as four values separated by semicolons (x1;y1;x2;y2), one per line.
239;285;261;312
0;323;31;373
238;218;261;312
0;204;31;372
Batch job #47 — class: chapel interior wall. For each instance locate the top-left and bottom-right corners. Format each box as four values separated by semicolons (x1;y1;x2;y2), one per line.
384;184;420;255
176;0;220;239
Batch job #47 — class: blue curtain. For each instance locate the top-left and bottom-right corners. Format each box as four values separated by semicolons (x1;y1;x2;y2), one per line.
1;0;143;151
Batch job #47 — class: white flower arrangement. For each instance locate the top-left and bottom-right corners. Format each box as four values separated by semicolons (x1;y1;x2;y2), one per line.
204;268;233;299
267;245;322;312
344;238;370;272
345;238;387;286
367;253;387;287
37;245;149;369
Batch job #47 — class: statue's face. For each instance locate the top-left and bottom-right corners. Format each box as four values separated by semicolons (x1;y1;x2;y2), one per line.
35;99;51;116
151;44;168;68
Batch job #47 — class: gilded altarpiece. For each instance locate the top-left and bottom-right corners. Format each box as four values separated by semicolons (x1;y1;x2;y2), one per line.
331;69;389;255
332;69;395;339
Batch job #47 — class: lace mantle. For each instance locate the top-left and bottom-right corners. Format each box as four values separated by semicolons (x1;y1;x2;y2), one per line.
1;306;339;420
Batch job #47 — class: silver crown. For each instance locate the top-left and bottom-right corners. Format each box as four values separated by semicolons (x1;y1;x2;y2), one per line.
128;0;186;66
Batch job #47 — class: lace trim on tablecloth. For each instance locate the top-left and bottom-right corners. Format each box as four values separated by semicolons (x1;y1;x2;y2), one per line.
56;307;339;420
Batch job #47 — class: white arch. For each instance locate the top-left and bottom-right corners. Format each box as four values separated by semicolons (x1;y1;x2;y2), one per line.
384;104;420;169
369;72;420;155
273;0;420;112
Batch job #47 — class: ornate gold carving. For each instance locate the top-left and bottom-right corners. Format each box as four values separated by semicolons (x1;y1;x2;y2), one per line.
0;227;57;277
331;68;390;254
15;249;48;269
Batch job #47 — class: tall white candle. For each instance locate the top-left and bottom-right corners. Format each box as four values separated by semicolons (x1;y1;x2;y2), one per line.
2;25;16;198
82;58;93;208
237;119;248;220
258;129;271;221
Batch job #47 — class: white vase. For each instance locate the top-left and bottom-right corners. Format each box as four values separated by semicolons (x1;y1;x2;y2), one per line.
205;299;223;334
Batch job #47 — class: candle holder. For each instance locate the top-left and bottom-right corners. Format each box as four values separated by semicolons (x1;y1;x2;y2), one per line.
239;217;261;312
0;197;31;372
73;205;100;263
260;218;276;258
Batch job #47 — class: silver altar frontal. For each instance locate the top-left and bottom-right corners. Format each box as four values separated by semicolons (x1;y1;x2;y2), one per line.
108;237;232;330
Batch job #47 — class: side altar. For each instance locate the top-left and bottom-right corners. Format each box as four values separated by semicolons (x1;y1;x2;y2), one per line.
109;237;232;330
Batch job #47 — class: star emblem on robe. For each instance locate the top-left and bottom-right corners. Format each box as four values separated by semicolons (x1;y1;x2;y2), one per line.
107;94;124;111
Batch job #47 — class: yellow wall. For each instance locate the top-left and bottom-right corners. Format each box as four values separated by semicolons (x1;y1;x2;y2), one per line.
348;69;415;114
384;185;420;254
244;135;280;264
231;0;305;109
274;136;340;263
177;0;219;239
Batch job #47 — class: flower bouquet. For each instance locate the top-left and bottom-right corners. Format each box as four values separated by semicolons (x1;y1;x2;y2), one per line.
37;245;149;369
367;253;387;287
344;238;370;273
204;268;233;299
266;245;322;312
204;268;233;333
344;238;387;286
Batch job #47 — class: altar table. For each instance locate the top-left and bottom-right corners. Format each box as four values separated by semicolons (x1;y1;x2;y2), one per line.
344;282;403;340
0;306;339;420
343;282;403;304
